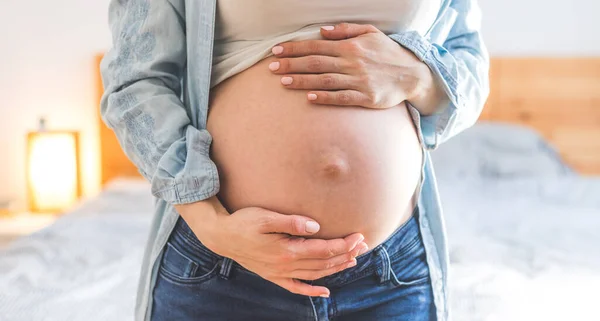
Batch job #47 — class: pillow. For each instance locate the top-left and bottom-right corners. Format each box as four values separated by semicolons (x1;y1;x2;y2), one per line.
430;122;574;179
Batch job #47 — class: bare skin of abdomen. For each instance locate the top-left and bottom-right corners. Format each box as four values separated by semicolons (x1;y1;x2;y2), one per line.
207;56;423;249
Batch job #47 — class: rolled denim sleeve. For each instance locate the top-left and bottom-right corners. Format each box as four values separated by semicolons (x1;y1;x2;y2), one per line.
100;0;220;204
389;0;490;150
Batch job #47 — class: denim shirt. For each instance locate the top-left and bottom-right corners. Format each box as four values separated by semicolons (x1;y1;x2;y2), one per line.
100;1;489;320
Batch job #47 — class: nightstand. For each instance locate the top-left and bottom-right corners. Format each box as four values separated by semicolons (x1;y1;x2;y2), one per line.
0;213;58;248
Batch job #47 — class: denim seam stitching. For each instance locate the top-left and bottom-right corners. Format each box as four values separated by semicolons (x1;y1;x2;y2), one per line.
387;233;422;263
165;242;198;277
379;247;391;284
158;263;220;286
389;269;430;287
354;213;417;261
234;265;262;278
331;295;338;320
307;296;318;321
326;240;422;286
320;266;379;287
318;222;422;287
175;227;222;263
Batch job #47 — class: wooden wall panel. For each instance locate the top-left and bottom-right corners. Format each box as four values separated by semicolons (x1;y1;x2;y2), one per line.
479;56;501;121
484;58;600;175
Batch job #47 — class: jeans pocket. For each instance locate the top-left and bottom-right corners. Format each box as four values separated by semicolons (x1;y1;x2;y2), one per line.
158;242;220;285
388;235;431;287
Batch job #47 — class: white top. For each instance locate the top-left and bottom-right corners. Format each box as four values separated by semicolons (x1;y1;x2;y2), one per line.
210;0;442;87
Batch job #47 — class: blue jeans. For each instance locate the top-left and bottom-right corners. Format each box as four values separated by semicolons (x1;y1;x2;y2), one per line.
151;207;436;320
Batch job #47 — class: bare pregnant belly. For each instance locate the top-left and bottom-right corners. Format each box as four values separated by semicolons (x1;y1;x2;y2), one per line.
207;56;423;248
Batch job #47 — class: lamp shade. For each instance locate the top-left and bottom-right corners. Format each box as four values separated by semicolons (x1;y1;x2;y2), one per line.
27;131;81;212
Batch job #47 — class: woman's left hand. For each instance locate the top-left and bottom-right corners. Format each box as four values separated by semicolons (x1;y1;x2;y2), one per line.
269;23;444;113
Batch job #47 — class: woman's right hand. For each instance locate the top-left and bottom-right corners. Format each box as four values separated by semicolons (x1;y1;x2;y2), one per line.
176;198;368;297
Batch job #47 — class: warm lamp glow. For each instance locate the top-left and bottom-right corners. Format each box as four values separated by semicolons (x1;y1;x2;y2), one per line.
27;132;81;212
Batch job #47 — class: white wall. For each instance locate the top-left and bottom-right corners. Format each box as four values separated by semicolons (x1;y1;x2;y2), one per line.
480;0;600;56
0;0;112;211
0;0;597;211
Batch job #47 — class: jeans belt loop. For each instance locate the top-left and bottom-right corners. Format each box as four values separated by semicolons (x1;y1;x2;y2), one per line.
375;246;391;284
219;257;234;280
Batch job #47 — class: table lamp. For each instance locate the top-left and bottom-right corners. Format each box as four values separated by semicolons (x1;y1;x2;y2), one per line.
26;118;81;213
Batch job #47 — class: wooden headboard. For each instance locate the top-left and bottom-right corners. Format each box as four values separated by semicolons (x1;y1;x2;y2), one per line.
96;55;600;184
480;58;600;175
96;54;143;184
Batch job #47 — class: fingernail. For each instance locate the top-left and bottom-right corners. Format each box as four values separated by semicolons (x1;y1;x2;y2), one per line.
357;235;365;244
268;61;280;71
347;259;357;268
281;76;293;85
305;221;320;233
272;46;283;55
320;294;330;298
321;25;335;31
307;93;317;100
358;244;369;255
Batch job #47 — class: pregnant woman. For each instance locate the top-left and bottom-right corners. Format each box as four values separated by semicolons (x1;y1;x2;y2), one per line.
101;0;488;320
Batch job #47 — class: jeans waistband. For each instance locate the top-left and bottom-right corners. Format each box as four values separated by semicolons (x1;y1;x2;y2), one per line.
310;206;421;288
172;216;220;263
172;206;422;287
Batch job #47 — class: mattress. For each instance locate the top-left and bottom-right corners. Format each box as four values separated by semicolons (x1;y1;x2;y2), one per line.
433;122;600;321
0;179;154;321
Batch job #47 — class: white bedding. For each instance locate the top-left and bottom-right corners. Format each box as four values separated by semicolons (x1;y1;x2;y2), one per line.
433;123;600;321
0;179;154;321
441;178;600;321
0;122;598;321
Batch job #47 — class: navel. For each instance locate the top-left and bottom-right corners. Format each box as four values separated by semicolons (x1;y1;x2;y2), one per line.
317;148;351;180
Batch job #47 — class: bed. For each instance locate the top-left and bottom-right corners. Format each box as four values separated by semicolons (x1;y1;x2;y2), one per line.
0;179;154;320
0;57;599;320
433;123;600;321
